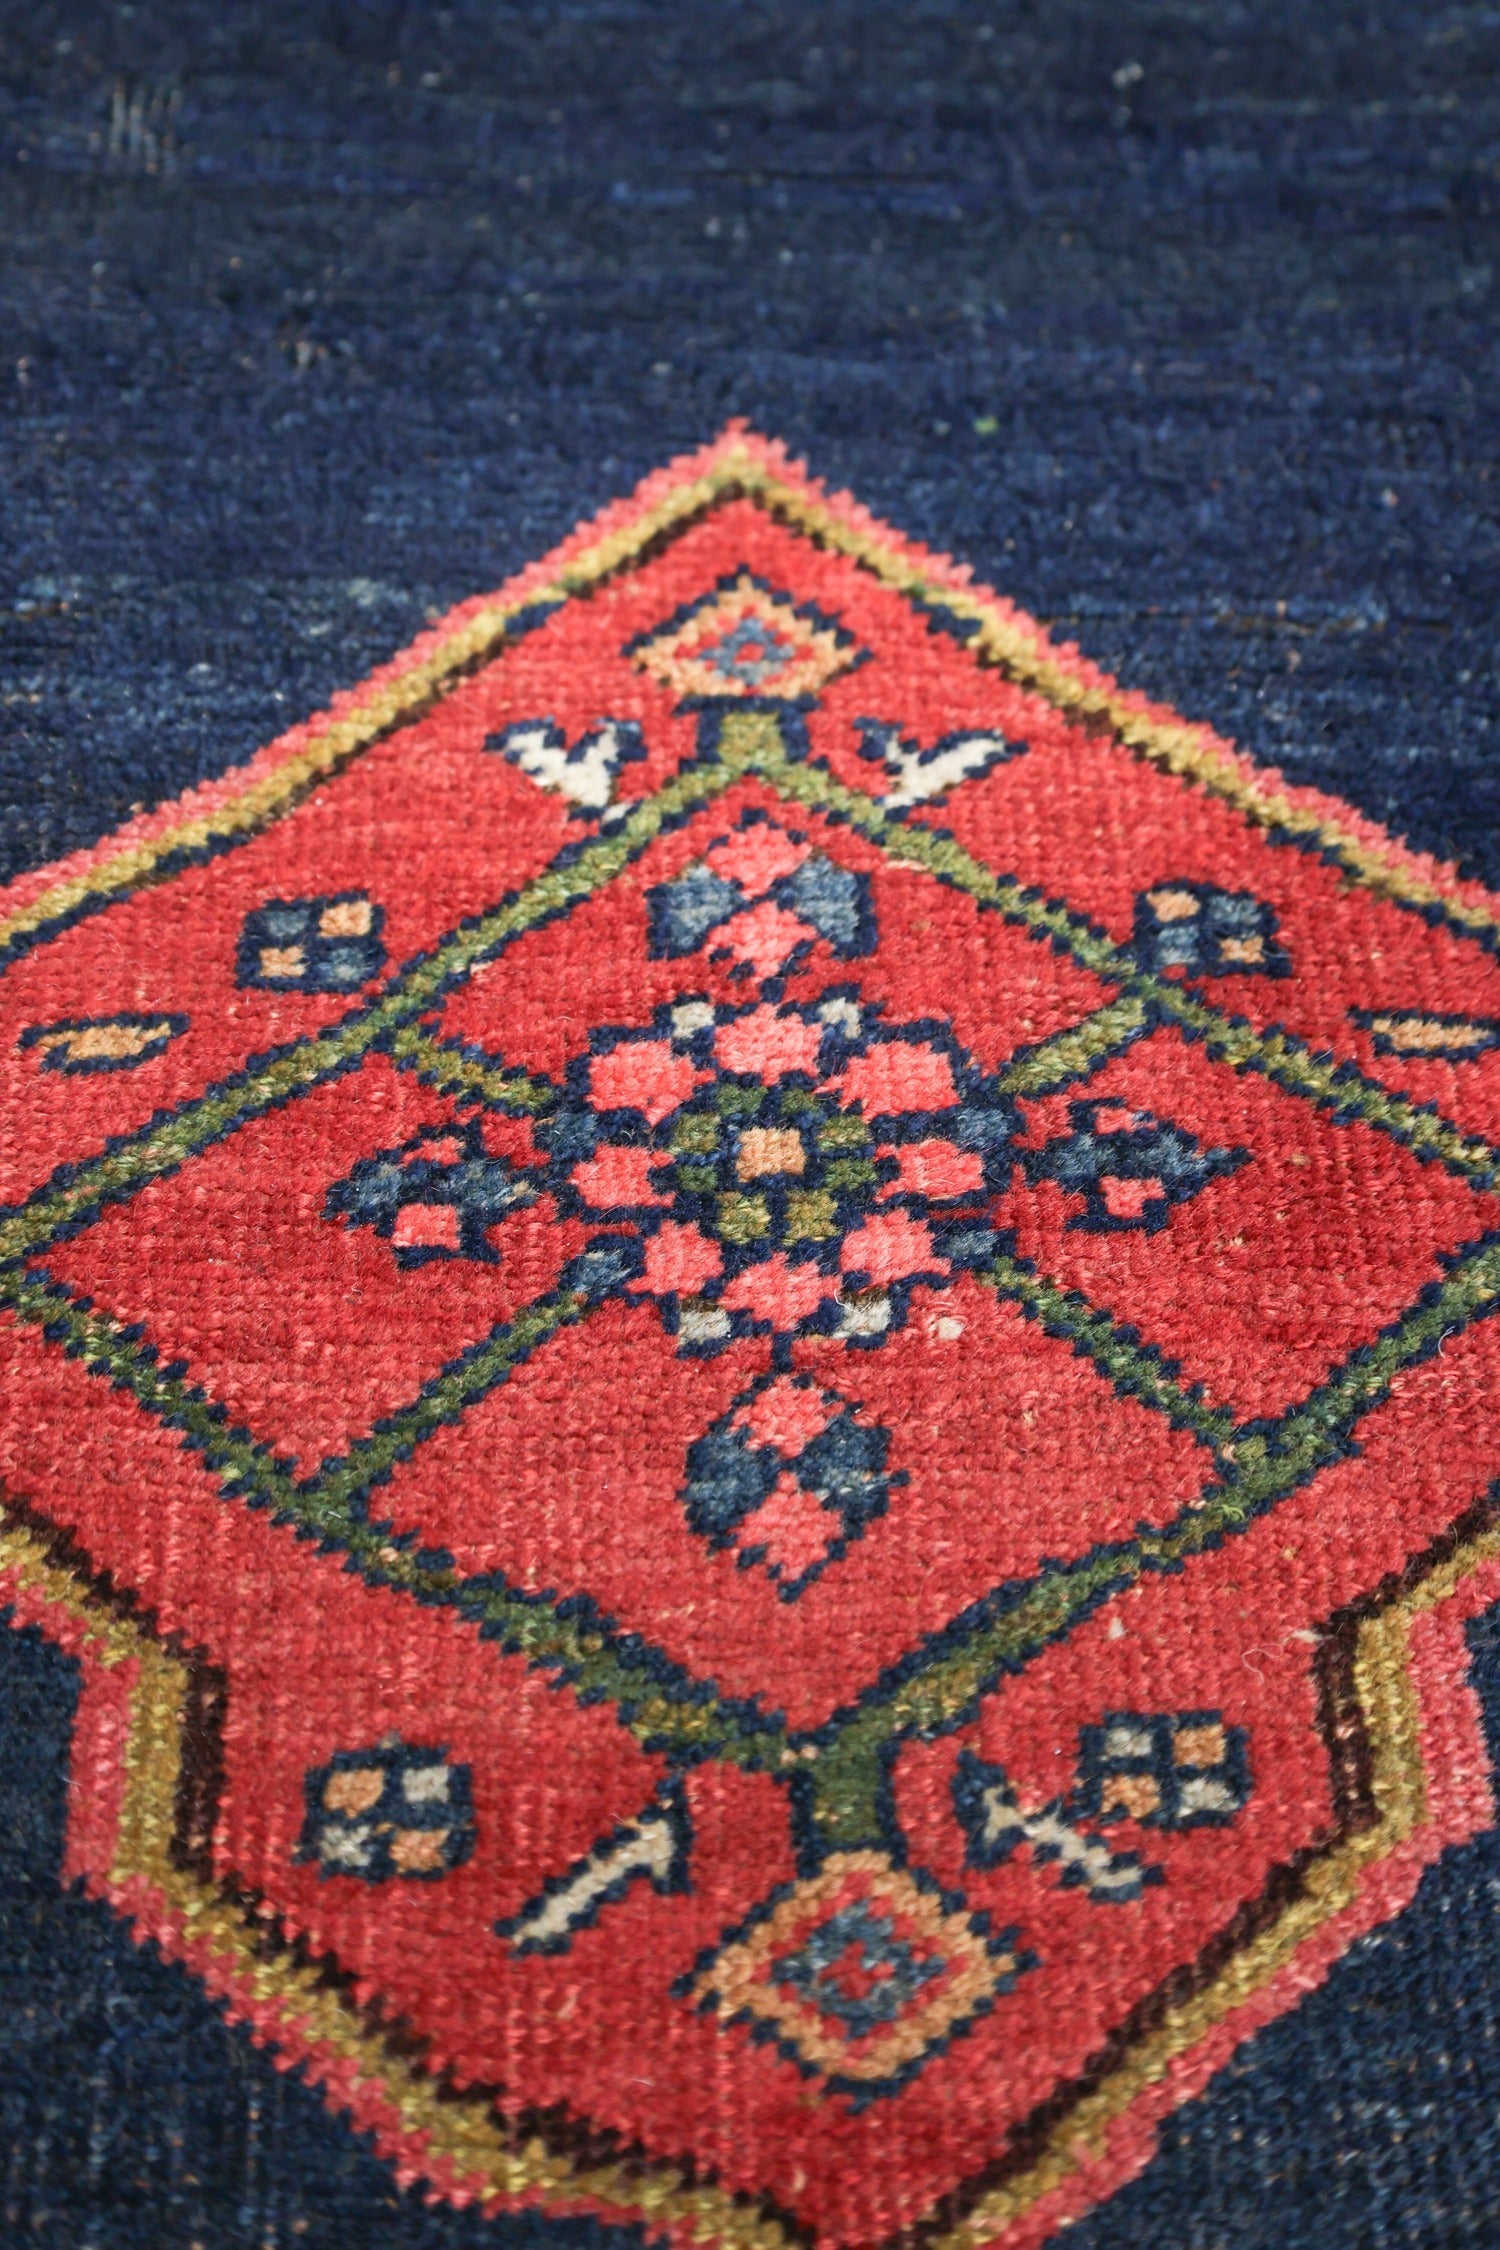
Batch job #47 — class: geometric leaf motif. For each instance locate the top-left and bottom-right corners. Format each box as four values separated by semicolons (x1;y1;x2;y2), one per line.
1025;1098;1249;1232
324;1118;537;1265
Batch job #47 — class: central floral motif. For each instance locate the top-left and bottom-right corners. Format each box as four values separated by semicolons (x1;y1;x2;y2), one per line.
544;992;1016;1355
330;975;1253;1373
23;428;1496;2250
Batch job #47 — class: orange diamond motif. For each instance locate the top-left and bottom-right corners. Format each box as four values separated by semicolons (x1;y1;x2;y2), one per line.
627;566;866;700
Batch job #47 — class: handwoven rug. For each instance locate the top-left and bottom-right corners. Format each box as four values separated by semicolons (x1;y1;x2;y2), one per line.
6;416;1500;2249
7;8;1500;2245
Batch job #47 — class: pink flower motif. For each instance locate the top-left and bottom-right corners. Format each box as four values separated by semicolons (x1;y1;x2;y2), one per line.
399;1134;466;1169
571;1146;669;1209
1093;1106;1149;1135
636;1220;722;1298
718;901;816;977
714;1007;824;1081
732;1374;836;1455
835;1044;958;1116
747;1471;839;1581
541;994;1009;1356
706;825;808;890
840;1212;943;1288
719;1254;835;1328
392;1203;462;1252
589;1039;702;1125
1100;1175;1160;1221
877;1140;986;1201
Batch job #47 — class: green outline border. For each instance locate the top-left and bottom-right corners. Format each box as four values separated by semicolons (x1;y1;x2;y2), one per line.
6;714;1500;1846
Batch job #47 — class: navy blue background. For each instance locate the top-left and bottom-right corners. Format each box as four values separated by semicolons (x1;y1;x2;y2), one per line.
2;3;1499;2241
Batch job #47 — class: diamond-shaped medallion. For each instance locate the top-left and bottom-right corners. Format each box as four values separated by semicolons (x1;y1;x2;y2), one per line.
5;429;1500;2250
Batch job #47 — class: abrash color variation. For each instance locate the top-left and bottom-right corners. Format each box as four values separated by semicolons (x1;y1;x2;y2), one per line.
5;428;1500;2249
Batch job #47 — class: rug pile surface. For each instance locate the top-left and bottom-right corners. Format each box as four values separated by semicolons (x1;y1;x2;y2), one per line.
6;425;1500;2248
5;8;1500;2247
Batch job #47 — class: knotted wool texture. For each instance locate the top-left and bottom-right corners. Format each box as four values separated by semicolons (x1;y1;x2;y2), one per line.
5;427;1500;2249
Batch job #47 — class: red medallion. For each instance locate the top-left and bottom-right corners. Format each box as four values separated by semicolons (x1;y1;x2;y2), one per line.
4;427;1500;2250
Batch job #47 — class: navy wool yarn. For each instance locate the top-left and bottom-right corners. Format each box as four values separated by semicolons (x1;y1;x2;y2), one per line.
2;5;1500;2246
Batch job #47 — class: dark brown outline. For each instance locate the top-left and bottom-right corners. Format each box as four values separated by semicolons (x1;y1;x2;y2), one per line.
5;466;1499;2249
8;1471;1497;2250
